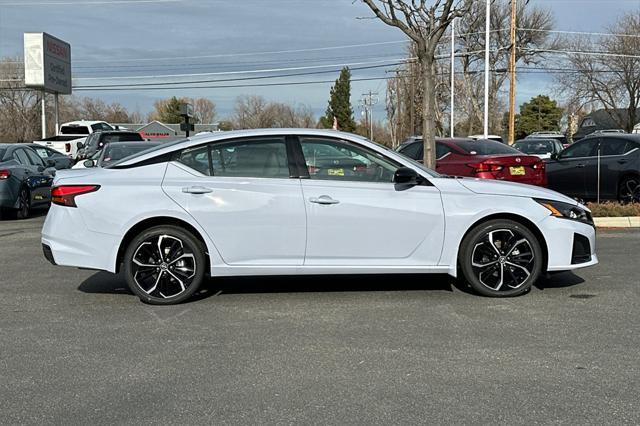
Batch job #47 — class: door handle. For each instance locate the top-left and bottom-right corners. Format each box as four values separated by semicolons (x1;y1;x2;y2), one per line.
577;164;585;168
309;195;340;205
618;159;628;164
182;186;213;194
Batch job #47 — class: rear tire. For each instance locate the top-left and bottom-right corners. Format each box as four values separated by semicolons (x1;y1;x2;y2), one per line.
459;219;543;297
123;225;206;305
15;187;31;220
618;176;640;203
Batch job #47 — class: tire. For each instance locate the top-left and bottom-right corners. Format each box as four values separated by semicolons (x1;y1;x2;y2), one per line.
618;175;640;203
7;187;30;220
123;225;206;305
459;219;543;297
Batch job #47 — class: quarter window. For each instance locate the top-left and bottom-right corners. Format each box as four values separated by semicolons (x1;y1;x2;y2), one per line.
300;137;399;183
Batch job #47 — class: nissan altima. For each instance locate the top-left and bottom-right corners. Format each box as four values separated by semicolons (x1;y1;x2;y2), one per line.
41;129;598;304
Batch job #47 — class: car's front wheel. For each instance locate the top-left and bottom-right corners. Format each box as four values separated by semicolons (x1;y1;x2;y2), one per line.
459;219;543;297
123;225;206;305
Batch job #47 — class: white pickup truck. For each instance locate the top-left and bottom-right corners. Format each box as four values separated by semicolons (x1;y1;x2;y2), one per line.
34;120;115;160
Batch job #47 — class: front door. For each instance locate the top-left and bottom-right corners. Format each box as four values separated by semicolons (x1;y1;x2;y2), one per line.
162;136;307;266
297;136;445;266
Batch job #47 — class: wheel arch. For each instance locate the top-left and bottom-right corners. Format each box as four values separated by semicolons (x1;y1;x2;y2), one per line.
454;212;549;276
115;216;210;273
617;171;640;199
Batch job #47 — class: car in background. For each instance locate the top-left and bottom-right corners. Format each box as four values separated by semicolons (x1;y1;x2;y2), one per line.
34;120;115;159
42;129;597;305
525;131;569;148
468;134;504;143
26;144;73;169
80;142;161;169
513;138;564;159
0;144;54;219
397;137;547;186
547;134;640;202
76;131;145;161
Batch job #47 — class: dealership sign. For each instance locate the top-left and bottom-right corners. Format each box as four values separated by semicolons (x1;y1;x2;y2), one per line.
24;32;71;94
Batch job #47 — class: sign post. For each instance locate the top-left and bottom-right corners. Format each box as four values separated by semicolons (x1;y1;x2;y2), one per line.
23;32;72;138
180;103;195;137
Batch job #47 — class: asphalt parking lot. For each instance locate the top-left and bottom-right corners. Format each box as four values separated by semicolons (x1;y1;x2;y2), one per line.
1;215;639;425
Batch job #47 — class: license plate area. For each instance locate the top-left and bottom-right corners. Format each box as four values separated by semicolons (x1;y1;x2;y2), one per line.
509;166;525;176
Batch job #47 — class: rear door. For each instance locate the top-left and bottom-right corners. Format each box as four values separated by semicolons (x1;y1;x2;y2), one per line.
297;136;444;266
593;137;640;199
13;148;51;205
162;136;307;266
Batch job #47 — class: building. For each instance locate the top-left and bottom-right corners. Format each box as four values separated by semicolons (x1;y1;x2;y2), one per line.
112;121;221;141
573;109;639;140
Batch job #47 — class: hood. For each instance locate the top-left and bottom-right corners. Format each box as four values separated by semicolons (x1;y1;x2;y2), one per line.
455;177;578;204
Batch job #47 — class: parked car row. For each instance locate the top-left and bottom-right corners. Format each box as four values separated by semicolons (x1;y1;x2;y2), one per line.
397;133;640;203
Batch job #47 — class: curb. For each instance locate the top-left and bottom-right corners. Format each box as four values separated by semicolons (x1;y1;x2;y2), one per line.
594;216;640;228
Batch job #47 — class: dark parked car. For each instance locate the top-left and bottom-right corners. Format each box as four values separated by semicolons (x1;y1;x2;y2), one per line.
76;131;144;160
397;137;547;186
82;142;161;168
26;143;73;169
546;134;640;202
0;144;54;219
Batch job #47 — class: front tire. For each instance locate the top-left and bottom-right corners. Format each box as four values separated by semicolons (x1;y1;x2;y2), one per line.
459;219;543;297
123;225;206;305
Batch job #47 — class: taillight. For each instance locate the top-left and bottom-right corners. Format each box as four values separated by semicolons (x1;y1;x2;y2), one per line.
532;161;545;170
51;185;100;207
468;162;503;174
65;143;71;153
0;169;10;180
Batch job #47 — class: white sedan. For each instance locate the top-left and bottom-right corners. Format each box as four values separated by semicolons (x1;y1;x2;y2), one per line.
42;129;597;305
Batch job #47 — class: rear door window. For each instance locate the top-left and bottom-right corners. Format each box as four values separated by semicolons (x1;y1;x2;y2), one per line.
210;137;289;178
24;149;44;166
13;149;31;165
600;138;630;156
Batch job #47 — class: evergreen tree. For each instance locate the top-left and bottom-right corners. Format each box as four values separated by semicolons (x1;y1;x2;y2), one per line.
515;95;564;139
320;67;356;132
153;96;183;124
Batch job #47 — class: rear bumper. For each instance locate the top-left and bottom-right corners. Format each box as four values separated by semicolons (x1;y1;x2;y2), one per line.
41;204;120;272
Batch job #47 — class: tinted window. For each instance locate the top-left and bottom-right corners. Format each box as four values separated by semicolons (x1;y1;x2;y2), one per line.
0;148;6;160
101;143;160;166
210;138;289;178
513;139;554;155
561;139;598;159
436;143;452;159
454;139;521;155
24;148;44;166
600;138;629;156
60;125;89;135
91;123;114;131
13;149;31;165
102;133;144;143
300;137;399;183
178;145;211;176
399;142;421;160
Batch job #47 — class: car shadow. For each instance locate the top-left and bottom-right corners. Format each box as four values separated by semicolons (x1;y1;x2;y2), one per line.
78;271;456;302
77;270;585;302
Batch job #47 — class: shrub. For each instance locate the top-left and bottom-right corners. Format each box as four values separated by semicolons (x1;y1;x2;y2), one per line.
586;202;640;217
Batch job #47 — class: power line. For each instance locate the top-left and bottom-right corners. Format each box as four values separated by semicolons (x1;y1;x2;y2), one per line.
519;27;640;39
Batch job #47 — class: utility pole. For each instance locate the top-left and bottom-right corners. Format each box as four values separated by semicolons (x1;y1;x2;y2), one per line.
450;17;456;138
360;90;379;140
483;0;491;139
409;66;416;136
507;0;517;145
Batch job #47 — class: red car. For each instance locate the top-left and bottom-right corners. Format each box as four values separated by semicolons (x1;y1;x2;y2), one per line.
397;137;547;187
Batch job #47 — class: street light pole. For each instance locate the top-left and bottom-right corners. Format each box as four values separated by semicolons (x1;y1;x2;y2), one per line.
507;0;518;145
450;17;456;138
483;0;491;139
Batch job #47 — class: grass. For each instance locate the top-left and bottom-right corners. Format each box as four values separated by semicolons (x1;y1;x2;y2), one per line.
587;202;640;217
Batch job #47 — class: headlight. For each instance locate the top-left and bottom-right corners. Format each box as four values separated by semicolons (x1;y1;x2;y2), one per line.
535;199;594;225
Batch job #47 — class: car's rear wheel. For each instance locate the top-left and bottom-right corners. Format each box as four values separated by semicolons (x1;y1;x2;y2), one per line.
618;176;640;203
459;219;543;297
123;225;206;305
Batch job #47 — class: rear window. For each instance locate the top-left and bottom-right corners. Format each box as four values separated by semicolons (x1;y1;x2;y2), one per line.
60;125;90;135
102;133;143;143
513;140;554;155
0;148;6;160
102;143;160;166
455;139;521;155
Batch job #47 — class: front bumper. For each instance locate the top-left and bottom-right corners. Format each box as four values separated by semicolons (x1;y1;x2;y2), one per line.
539;215;598;271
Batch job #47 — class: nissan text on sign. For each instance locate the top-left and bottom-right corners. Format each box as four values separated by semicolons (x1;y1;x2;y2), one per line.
24;32;71;95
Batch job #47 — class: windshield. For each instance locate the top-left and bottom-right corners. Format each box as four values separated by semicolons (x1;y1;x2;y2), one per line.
455;139;521;155
514;139;554;154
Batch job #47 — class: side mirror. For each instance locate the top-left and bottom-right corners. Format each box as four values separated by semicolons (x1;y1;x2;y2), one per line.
393;167;420;185
83;159;96;168
76;141;84;149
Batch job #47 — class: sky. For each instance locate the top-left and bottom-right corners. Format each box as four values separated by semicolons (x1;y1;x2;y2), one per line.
1;0;639;122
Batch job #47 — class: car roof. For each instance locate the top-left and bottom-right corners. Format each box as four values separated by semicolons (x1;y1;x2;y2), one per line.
581;133;640;141
104;141;160;147
61;120;109;126
116;129;384;166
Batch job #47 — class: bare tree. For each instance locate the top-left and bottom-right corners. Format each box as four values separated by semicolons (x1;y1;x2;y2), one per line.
191;98;217;124
232;95;315;129
556;11;640;132
361;0;471;167
0;57;40;142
